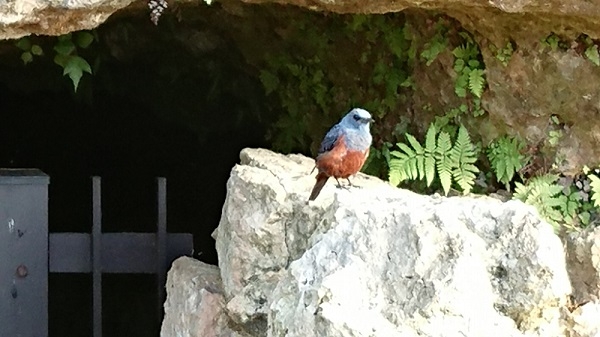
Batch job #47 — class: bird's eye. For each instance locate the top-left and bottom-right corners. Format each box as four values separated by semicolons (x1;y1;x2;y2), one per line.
353;114;361;121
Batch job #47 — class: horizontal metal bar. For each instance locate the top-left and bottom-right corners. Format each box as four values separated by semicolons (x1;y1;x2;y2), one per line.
49;233;193;274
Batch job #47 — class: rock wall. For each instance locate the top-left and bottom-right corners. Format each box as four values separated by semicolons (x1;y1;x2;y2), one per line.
3;0;600;172
161;148;600;337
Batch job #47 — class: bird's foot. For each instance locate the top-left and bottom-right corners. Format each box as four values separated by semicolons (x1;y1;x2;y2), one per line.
335;178;351;190
345;177;362;189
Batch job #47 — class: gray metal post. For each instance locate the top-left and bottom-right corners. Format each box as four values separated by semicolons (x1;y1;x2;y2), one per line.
0;169;50;337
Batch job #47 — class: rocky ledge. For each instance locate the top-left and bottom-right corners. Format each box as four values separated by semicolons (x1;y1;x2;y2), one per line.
160;148;600;337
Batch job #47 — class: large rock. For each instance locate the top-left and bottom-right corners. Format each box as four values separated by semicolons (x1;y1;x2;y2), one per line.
564;227;600;303
160;256;239;337
209;148;585;337
0;0;137;39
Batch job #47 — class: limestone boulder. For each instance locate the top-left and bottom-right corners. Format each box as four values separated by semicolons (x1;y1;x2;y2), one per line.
160;256;239;337
211;148;580;337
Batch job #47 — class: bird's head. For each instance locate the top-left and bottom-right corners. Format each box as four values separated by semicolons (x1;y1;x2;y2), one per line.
341;108;374;130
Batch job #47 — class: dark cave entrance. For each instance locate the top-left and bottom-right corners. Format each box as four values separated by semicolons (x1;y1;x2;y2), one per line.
0;9;273;337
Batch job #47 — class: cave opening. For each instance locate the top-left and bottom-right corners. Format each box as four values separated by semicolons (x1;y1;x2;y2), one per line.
0;6;275;336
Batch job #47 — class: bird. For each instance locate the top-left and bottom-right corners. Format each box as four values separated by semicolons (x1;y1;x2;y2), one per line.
308;108;374;201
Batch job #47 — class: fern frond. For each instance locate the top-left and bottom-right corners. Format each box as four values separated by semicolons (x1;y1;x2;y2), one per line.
468;69;485;98
589;174;600;207
513;174;563;230
450;125;479;194
424;124;437;186
388;154;410;186
585;44;600;66
436;131;453;195
487;136;527;190
406;134;425;180
388;160;404;186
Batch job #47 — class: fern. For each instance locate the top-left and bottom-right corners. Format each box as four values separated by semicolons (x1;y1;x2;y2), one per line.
436;131;453;194
514;174;565;230
389;123;479;195
468;69;485;98
450;126;478;194
589;175;600;208
424;124;437;186
486;136;528;190
585;45;600;66
452;40;486;99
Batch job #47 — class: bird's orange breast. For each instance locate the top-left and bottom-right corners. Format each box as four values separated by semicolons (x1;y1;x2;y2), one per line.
316;136;369;178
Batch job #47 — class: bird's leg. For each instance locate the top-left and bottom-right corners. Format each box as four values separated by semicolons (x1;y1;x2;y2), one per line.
334;177;350;190
346;176;362;189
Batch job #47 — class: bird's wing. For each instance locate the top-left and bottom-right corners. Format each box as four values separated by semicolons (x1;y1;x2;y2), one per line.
318;124;343;154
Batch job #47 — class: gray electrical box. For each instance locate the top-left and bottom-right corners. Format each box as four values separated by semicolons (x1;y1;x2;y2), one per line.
0;169;49;337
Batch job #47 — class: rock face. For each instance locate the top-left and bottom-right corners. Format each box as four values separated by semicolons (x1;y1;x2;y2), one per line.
3;0;600;173
176;147;595;337
160;256;239;337
564;227;600;303
0;0;137;40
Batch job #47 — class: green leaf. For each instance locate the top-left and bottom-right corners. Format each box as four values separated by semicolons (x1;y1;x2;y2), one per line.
589;175;600;207
585;44;600;66
455;86;467;98
452;45;467;59
57;33;72;42
15;38;31;51
31;44;43;56
54;39;76;56
468;68;485;98
449;125;479;194
21;52;33;65
75;31;94;49
513;174;565;230
62;55;92;91
53;54;69;68
468;59;480;68
454;59;465;73
436;131;453;195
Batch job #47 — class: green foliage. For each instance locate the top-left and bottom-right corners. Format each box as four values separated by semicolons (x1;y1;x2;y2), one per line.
15;31;95;92
53;32;95;92
514;172;600;231
361;143;392;177
514;174;565;229
582;36;600;66
15;37;43;65
540;34;562;51
547;115;563;147
490;41;514;66
420;20;448;66
259;13;415;153
486;136;528;190
389;123;479;195
453;37;486;99
585;45;600;66
589;175;600;208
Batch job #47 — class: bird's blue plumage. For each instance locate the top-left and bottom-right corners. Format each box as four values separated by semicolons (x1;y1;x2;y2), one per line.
318;124;342;154
318;108;373;154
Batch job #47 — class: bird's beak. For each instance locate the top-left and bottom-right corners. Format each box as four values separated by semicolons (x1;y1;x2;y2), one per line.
366;118;374;123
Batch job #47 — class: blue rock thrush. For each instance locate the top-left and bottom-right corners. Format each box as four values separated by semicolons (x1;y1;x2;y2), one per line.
309;108;374;201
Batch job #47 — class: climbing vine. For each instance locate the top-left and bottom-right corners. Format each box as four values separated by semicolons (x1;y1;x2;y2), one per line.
15;31;96;92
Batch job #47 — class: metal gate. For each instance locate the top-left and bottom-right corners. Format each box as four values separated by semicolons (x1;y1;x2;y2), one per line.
0;169;193;337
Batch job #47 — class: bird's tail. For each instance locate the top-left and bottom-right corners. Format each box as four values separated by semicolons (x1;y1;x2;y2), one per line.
309;173;329;201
